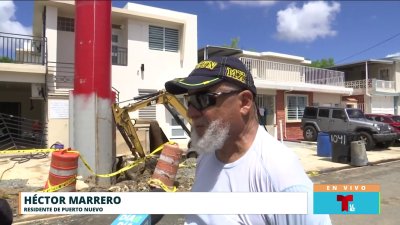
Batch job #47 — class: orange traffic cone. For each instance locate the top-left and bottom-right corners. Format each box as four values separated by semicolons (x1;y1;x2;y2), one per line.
44;149;79;192
150;143;183;190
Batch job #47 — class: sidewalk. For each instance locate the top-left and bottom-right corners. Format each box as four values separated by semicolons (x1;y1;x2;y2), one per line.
286;141;400;174
1;142;400;190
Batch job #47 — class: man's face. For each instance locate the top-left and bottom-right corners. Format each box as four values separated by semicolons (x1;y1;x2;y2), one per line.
186;83;241;137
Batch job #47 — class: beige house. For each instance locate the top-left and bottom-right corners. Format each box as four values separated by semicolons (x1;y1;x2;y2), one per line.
330;57;400;114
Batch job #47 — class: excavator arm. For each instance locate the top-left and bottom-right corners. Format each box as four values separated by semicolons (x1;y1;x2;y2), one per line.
112;89;191;159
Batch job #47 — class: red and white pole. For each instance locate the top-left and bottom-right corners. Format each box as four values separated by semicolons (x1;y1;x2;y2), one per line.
72;0;114;185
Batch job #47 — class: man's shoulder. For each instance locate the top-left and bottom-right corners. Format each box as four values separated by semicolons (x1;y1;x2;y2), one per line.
253;126;293;157
252;126;313;191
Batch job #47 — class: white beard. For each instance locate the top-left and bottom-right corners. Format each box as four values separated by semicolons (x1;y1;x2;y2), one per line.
189;120;230;155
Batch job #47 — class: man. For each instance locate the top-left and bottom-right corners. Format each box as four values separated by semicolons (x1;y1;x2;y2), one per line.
0;198;13;225
165;56;331;225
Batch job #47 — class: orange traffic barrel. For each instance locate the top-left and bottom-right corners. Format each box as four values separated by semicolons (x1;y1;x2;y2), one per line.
45;149;79;192
151;143;182;189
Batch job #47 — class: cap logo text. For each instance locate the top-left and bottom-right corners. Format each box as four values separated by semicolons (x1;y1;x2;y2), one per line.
226;67;245;83
195;60;218;70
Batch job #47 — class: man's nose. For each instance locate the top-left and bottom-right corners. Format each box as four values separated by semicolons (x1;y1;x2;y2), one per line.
187;104;202;119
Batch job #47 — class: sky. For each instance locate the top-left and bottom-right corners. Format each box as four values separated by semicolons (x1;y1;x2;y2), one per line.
2;0;400;65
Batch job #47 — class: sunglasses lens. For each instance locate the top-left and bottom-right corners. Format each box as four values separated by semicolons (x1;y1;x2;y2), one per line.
198;94;214;109
185;93;215;111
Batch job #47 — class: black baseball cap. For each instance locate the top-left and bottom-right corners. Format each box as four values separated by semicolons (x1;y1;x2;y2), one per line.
165;56;257;95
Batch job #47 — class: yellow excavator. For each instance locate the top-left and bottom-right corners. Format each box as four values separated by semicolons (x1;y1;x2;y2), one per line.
112;89;195;160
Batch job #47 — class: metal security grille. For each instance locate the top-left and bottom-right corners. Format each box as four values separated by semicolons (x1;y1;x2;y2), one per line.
287;95;307;121
0;113;47;150
149;25;179;52
57;17;74;32
138;89;157;120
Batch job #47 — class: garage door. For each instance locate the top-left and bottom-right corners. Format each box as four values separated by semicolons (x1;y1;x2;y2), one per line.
371;96;394;114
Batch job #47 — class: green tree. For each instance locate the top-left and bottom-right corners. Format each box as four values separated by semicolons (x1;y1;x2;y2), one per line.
0;57;13;63
311;58;335;68
222;37;240;49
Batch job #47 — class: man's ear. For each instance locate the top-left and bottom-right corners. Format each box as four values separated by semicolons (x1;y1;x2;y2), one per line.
239;90;254;115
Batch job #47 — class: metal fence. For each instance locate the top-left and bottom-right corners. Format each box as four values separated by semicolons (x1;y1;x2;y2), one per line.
240;57;345;87
46;61;74;95
0;113;47;150
0;32;47;65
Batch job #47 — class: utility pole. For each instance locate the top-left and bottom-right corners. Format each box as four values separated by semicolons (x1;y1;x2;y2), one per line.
72;0;114;185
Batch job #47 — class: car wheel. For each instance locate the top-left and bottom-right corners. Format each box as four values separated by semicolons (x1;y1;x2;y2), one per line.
303;126;317;141
358;131;375;150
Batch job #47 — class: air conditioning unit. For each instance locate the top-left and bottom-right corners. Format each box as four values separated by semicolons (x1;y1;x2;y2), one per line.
31;83;44;100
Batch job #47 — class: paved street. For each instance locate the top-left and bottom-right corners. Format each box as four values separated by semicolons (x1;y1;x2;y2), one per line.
14;160;400;225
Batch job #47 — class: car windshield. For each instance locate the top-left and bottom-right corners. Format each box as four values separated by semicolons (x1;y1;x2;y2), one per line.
346;109;365;119
392;115;400;122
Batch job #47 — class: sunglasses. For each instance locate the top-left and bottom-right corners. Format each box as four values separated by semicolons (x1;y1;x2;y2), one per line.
184;90;242;111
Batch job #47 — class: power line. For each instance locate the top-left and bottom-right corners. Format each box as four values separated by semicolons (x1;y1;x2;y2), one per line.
336;31;400;64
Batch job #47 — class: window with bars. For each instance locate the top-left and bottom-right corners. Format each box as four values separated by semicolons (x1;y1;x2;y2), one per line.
286;95;307;121
138;89;157;120
112;34;119;43
149;25;179;52
57;17;74;32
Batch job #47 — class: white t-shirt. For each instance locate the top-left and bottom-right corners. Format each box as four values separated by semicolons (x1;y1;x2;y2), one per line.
185;126;331;225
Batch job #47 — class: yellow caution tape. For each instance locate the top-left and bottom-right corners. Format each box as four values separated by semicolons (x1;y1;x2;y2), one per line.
42;176;77;192
307;171;320;177
1;142;180;192
148;178;177;192
77;141;176;178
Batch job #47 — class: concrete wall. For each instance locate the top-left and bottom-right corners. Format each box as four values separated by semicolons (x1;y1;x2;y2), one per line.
0;68;45;84
312;93;341;107
46;6;58;63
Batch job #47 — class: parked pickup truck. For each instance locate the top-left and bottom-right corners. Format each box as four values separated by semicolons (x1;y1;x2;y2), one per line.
301;106;398;150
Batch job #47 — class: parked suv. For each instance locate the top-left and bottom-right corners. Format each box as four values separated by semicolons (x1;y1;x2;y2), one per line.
301;106;398;150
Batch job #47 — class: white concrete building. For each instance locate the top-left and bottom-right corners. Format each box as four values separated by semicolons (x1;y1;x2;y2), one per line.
0;1;197;150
